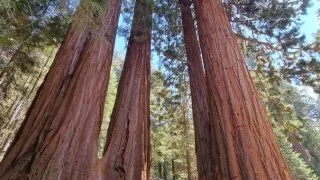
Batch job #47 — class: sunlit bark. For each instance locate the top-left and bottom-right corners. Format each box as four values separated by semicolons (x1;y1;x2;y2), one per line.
194;0;292;178
0;0;121;178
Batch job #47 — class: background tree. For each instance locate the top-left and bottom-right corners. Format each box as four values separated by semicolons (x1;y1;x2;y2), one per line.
150;69;198;180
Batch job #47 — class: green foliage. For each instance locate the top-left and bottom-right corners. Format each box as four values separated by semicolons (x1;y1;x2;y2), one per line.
74;0;107;34
0;47;55;160
274;125;318;180
0;0;73;159
251;62;319;179
0;0;72;47
147;0;320;178
229;0;320;91
0;0;319;178
302;121;320;176
0;0;73;99
150;70;197;179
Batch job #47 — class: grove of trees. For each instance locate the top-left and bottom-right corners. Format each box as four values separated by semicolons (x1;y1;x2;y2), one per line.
0;0;319;179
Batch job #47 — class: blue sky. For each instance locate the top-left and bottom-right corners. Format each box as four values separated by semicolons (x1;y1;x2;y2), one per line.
300;0;319;42
113;0;319;99
114;0;319;57
299;0;319;99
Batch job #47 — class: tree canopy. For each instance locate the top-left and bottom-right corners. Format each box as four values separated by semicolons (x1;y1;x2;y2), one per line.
0;0;319;179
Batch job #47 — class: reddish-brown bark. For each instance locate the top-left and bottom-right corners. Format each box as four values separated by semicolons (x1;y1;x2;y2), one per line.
101;0;153;179
0;0;121;179
194;0;292;179
179;0;214;179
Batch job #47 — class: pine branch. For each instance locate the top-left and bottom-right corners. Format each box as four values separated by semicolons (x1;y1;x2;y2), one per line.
234;33;282;51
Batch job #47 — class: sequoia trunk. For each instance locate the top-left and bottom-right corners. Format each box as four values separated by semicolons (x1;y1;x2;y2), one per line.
179;0;213;179
194;0;292;179
0;0;121;179
102;0;153;179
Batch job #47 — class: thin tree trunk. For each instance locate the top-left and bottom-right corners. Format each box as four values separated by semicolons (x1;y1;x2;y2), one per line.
158;162;163;178
181;95;192;180
0;98;25;156
102;0;153;179
0;45;23;81
186;148;192;180
172;159;176;180
194;0;292;179
0;74;31;135
179;0;213;179
0;0;121;179
0;96;22;157
163;160;167;180
291;134;313;165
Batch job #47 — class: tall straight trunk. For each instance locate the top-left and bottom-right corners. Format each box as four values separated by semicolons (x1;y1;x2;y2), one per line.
0;75;32;157
181;96;192;180
0;95;21;158
0;0;121;179
179;0;213;179
158;162;163;178
194;0;292;179
0;97;25;157
172;159;176;180
186;148;192;180
0;45;23;81
163;160;168;180
102;0;153;179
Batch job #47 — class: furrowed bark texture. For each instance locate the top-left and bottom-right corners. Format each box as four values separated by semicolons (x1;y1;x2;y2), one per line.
194;0;292;179
0;0;121;179
102;0;152;179
179;0;214;179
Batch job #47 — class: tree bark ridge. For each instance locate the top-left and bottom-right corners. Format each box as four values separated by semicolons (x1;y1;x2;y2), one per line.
179;1;214;179
102;0;153;179
194;0;292;179
0;0;121;179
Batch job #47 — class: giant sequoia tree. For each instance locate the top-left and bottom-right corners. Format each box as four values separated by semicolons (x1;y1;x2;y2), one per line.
0;0;121;178
179;0;213;179
194;0;292;178
102;0;153;179
1;0;319;179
